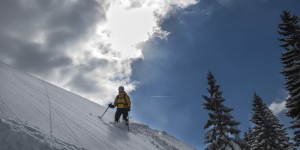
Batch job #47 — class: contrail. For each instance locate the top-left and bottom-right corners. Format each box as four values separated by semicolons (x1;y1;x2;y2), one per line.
150;96;177;98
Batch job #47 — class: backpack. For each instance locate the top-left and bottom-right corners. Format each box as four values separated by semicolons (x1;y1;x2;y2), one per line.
116;93;129;108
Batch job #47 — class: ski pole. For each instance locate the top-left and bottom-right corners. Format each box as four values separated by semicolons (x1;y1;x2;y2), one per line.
127;111;130;131
100;106;110;119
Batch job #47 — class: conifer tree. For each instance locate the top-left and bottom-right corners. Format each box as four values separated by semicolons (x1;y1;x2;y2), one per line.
250;94;292;150
244;128;254;150
278;10;300;146
203;71;242;149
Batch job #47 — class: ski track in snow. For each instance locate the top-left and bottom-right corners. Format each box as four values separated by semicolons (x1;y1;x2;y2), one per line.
0;62;195;150
43;82;53;146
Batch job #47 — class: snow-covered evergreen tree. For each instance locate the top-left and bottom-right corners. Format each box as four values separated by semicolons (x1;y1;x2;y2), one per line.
203;71;242;150
278;10;300;147
244;128;254;150
250;94;292;150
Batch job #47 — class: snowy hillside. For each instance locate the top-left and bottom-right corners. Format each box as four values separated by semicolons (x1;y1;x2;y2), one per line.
0;61;195;150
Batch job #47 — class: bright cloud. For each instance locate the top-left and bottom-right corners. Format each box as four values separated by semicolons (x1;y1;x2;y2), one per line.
269;101;287;115
268;90;289;115
97;0;198;59
64;0;199;105
101;3;156;58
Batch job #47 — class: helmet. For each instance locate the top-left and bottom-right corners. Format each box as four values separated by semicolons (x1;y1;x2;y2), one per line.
118;86;124;92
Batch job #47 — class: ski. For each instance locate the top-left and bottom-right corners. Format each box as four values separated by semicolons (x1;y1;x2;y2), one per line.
97;116;130;131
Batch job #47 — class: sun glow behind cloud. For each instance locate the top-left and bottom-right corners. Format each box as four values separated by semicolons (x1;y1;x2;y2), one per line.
100;3;156;59
97;0;199;59
71;0;198;104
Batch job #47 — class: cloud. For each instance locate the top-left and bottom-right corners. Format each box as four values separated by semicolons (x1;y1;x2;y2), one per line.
269;89;289;115
0;0;198;105
0;0;101;75
269;101;287;115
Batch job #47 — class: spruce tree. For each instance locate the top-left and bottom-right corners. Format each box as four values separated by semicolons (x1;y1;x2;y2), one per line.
278;10;300;146
203;71;242;150
244;128;254;150
250;94;292;150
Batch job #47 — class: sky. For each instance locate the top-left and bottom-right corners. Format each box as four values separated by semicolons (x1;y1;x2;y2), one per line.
0;0;300;149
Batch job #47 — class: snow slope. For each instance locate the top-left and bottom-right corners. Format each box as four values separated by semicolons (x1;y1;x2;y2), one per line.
0;61;195;150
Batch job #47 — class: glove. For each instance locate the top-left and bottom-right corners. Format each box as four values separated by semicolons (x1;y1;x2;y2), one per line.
108;103;115;108
127;107;131;111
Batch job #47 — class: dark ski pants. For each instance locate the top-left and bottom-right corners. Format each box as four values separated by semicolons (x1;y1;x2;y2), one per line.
115;108;128;123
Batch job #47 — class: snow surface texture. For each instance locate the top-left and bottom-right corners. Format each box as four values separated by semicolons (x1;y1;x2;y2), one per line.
0;62;195;150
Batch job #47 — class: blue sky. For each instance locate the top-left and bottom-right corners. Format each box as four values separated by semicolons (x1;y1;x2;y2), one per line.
1;0;300;149
130;0;300;149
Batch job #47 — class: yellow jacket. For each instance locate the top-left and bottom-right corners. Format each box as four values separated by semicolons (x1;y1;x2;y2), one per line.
114;92;131;108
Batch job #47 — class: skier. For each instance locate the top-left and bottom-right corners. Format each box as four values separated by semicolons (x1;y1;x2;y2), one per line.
108;86;131;125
